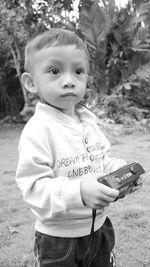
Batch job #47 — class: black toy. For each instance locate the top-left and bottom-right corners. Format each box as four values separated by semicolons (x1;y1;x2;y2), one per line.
98;162;145;200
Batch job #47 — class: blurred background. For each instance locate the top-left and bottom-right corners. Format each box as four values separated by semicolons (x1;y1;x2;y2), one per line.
0;0;150;128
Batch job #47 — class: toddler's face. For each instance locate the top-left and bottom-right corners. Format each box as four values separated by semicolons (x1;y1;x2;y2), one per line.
31;45;88;115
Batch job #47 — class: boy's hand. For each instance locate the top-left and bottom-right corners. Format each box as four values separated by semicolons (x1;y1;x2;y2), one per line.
128;176;144;194
80;173;119;209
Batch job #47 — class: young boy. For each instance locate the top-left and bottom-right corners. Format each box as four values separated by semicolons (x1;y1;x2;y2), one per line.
16;28;139;267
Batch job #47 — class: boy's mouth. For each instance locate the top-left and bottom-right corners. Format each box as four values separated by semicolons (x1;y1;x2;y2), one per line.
61;92;76;97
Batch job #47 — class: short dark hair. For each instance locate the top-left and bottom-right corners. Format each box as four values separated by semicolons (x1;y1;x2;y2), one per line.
24;28;89;72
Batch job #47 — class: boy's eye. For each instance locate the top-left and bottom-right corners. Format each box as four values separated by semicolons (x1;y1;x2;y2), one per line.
75;68;84;75
48;68;61;75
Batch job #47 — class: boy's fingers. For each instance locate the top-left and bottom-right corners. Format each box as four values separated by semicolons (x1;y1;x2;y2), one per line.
137;176;144;184
99;183;119;198
134;176;144;186
99;192;117;203
96;173;119;197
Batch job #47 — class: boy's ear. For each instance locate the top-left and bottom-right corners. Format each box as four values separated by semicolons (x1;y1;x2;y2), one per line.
21;72;37;94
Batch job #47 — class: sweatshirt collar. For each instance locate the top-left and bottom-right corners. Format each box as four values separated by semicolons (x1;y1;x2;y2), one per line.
35;102;96;125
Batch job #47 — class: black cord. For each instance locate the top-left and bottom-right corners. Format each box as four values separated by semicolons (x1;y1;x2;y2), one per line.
91;209;97;236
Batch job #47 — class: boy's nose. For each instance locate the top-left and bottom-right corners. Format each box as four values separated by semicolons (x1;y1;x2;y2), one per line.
62;74;75;88
63;82;75;88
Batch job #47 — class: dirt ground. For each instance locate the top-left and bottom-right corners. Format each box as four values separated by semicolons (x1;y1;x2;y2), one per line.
0;124;150;267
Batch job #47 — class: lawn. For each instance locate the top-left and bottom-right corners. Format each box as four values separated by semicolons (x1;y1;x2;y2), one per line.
0;124;150;267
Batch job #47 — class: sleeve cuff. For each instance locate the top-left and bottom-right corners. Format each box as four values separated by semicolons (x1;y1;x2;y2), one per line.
61;179;84;210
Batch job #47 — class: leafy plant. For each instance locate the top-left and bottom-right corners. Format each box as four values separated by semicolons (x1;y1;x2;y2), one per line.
78;0;118;94
106;1;150;90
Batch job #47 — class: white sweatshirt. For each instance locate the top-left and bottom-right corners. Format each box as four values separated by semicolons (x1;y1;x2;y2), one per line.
16;102;126;237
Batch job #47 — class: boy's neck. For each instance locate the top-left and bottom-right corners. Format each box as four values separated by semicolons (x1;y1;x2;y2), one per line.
60;108;80;123
41;99;80;123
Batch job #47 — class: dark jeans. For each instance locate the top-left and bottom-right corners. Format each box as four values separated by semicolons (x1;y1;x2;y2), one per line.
34;217;116;267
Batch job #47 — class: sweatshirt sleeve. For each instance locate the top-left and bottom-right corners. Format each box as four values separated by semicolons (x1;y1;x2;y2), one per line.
99;130;126;174
16;122;84;218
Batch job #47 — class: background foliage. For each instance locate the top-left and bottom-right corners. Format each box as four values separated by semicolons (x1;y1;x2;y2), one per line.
0;0;150;122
